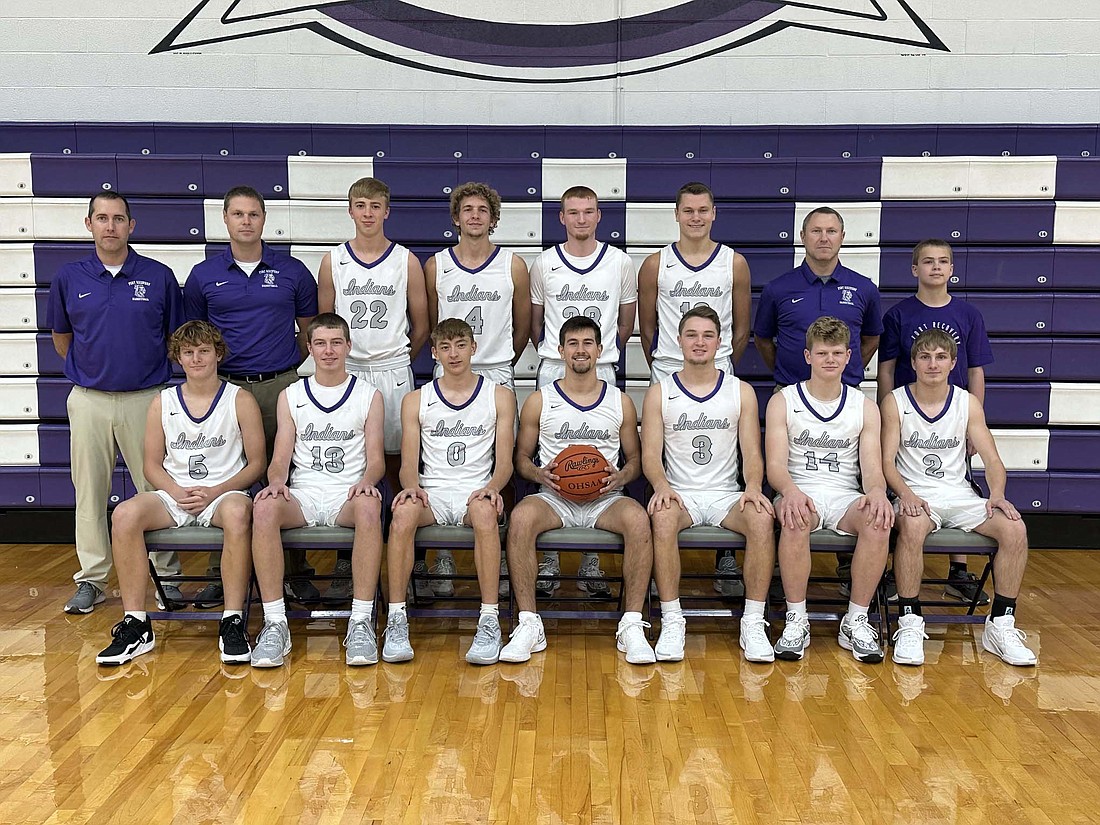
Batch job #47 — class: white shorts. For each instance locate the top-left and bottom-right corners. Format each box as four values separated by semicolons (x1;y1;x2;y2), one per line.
289;484;348;528
425;487;474;527
900;488;990;533
349;363;412;454
775;488;863;535
153;489;249;528
435;362;514;390
679;490;743;528
650;357;733;385
536;359;616;389
534;489;621;529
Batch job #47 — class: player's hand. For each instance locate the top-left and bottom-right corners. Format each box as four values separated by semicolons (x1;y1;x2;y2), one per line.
178;487;213;515
858;490;895;530
776;489;816;531
966;435;977;458
647;487;684;515
469;487;504;515
896;492;931;519
600;466;627;495
393;487;430;509
348;480;381;500
739;489;775;517
988;497;1021;521
537;460;562;493
257;482;291;501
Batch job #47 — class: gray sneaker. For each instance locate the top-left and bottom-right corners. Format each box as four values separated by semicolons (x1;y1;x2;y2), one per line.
774;612;811;661
535;557;560;597
577;556;612;600
838;612;884;664
498;555;510;599
193;582;224;609
155;583;185;610
64;582;105;614
411;560;432;600
430;555;457;597
251;621;292;668
713;554;745;598
382;612;414;662
466;614;503;665
324;559;354;604
344;618;378;666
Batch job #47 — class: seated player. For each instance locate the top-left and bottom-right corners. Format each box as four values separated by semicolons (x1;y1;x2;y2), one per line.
249;313;386;668
642;306;776;662
386;318;517;665
500;315;655;665
882;329;1036;667
96;321;266;665
766;316;893;663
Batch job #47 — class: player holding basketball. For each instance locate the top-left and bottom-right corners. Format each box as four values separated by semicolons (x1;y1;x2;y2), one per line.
95;321;266;665
500;315;655;665
385;318;517;665
882;329;1036;667
766;316;893;663
249;313;386;668
641;306;776;662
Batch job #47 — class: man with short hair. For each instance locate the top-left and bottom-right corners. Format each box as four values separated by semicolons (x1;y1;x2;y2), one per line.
500;316;655;665
385;318;517;665
49;191;185;614
882;329;1036;667
249;313;387;669
766;316;894;664
95;321;266;665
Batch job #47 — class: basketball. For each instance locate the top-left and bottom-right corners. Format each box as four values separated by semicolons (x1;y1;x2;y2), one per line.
552;444;611;503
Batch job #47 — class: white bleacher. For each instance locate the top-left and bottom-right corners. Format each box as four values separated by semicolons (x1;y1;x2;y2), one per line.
541;158;626;201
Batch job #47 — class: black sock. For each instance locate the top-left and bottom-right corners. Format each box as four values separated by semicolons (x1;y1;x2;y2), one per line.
990;593;1017;619
896;596;922;617
949;561;968;578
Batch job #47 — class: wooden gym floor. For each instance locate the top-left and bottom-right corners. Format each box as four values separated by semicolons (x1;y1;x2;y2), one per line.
1;543;1099;825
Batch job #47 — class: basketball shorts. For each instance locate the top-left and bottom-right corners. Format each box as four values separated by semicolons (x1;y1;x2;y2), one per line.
899;488;989;532
153;489;250;528
678;490;744;528
289;484;348;528
537;359;616;389
349;362;413;454
535;489;622;529
775;488;863;535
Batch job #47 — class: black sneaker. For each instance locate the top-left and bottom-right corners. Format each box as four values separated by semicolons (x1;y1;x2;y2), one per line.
96;615;155;666
194;582;225;609
284;579;321;604
219;614;252;663
944;571;991;606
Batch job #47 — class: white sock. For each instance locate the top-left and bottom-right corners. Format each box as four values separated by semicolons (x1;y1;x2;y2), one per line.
479;603;499;619
847;601;869;619
388;602;407;620
743;599;766;619
660;599;682;617
351;598;373;622
620;610;643;626
262;599;287;625
786;600;807;618
221;609;243;620
125;610;148;623
518;610;539;625
580;552;599;568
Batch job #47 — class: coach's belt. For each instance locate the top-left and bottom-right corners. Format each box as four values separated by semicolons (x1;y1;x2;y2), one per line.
221;369;295;383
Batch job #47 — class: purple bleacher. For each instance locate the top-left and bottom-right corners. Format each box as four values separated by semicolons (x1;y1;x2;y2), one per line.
36;335;65;375
76;123;155;155
383;202;454;244
1017;125;1099;158
626;161;712;201
737;340;772;381
458;161;540;199
411;342;435;388
37;378;72;418
30;155;117;197
1049;340;1100;381
983;383;1050;427
712;202;795;245
116;155;204;197
699;127;779;159
879;202;969;244
876;248;932;290
231;124;311;157
153;124;234;156
541;203;625;245
1048;432;1100;473
0;123;77;153
1052;248;1100;289
856;126;937;158
32;244;93;285
376;159;458;199
33;288;49;328
466;126;545;160
963;248;1053;290
0;469;40;506
126;198;204;242
740;248;796;288
935;126;1017;157
38;424;122;467
389;126;468;159
1047;473;1100;513
966;202;1054;245
622;127;701;160
1052;294;1100;334
972;471;1049;512
777;126;858;159
879;292;906;315
201;156;289;199
310;124;390;157
1054;156;1100;199
709;160;795;200
984;339;1052;380
794;158;882;201
543;127;623;159
38;467;128;507
965;294;1052;335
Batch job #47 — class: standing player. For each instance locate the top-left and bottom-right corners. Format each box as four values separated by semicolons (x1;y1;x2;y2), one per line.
49;191;184;614
882;329;1036;667
530;185;638;597
249;314;386;668
500;316;655;665
878;239;995;604
641;307;776;662
95;321;266;665
765;317;893;663
385;318;517;665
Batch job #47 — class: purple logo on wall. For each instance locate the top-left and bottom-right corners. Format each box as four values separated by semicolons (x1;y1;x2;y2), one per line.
155;1;946;83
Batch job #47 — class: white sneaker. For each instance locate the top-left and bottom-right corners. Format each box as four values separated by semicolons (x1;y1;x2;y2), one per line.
982;615;1037;666
616;618;656;665
535;557;560;597
577;556;612;599
499;614;547;663
838;612;884;664
654;613;686;662
430;555;456;597
891;614;928;666
739;615;775;663
773;612;811;661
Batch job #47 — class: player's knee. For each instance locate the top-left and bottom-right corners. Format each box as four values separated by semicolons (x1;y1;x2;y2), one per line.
1004;517;1029;549
219;496;252;532
896;515;932;542
352;494;381;524
467;498;497;528
110;500;142;534
650;509;681;539
744;509;776;543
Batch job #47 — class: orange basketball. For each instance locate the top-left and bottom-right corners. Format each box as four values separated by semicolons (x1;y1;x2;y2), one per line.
552;444;611;503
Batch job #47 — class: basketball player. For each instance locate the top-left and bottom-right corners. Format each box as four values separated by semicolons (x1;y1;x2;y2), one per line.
249;313;386;668
500;315;655;665
882;329;1036;667
641;306;776;662
95;321;266;665
530;185;638;598
766;316;893;663
385;318;517;665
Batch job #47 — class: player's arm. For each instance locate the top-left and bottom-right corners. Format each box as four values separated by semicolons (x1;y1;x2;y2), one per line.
617;301;637;361
258;390;296;499
967;366;986;404
753;285;777;372
406;251;431;357
736;381;774;515
515;390;557;489
876;307;899;402
765;393;814;529
605;392;642;491
317;251;335;314
880;392;927;517
640;384;681;513
859;286;883;372
637;252;660;366
423;254;439;330
470;386;518;514
142;394;184;500
860;335;880;374
856;397;893;528
876;357;896;403
510;254;532;364
528;256;545;349
966;393;1020;519
348;389;386;500
393;389;428;506
730;252;752;365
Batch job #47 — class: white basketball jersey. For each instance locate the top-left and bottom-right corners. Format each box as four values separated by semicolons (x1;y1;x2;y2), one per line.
892;385;970;494
419;376;498;490
160;382;246;487
537;381;623;481
532;243;636;365
286;375;377;489
653;243;735;367
784;382;864;494
330;241;412;368
660;371;742;494
432;247;515;369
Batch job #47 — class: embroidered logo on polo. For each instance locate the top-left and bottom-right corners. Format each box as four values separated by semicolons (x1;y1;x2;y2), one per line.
132;282;149;302
155;2;947;83
262;271;277;287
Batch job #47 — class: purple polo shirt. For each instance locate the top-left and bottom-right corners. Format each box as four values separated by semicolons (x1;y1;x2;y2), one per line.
184;244;318;375
47;248;183;391
753;260;883;386
880;295;993;389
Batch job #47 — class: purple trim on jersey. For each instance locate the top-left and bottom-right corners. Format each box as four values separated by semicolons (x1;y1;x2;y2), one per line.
447;245;501;275
554;379;608;412
879;295;993;390
304;375;358;414
433;375;484;411
176;380;229;425
346;240;397;269
796;382;849;424
671;242;722;273
554;242;609;275
904;383;955;425
673;369;725;403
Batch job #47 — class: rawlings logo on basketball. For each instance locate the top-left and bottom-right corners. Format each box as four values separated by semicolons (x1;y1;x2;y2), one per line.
563;455;603;474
